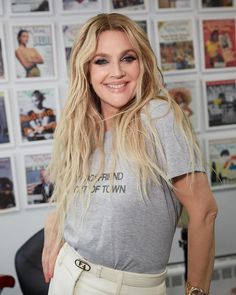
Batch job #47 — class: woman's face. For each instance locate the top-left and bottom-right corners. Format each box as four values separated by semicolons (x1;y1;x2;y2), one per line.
19;32;29;45
89;30;140;118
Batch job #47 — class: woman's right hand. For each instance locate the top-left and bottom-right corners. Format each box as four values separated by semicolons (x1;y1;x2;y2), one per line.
42;212;64;283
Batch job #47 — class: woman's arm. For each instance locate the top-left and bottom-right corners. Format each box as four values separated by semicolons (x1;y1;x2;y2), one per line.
42;211;64;283
29;48;44;64
15;48;34;69
173;172;218;294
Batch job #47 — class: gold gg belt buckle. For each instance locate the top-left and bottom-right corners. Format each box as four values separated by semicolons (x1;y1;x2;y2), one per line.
75;259;91;271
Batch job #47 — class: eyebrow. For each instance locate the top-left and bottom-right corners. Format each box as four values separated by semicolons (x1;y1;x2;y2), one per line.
92;49;137;59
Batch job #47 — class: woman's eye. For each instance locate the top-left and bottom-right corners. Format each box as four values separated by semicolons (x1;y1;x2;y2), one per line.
94;59;108;65
122;55;137;63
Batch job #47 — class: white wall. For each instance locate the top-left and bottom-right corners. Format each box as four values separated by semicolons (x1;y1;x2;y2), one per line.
0;1;236;294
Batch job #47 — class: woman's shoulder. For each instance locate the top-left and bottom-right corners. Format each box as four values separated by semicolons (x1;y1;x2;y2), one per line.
143;99;172;120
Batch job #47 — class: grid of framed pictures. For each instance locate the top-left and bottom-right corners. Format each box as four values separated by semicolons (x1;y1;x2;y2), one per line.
0;0;236;214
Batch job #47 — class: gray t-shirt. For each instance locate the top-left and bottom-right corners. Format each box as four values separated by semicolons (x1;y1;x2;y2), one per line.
64;100;203;274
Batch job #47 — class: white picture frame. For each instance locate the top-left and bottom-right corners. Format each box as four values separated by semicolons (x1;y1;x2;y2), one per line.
60;0;102;14
198;0;236;12
164;75;201;132
199;15;236;73
10;22;57;81
154;15;198;75
60;21;84;76
131;16;151;42
202;73;236;131
20;149;54;209
0;90;14;149
8;0;53;17
14;85;60;146
109;0;148;13
0;25;8;83
156;0;193;12
206;135;236;191
0;154;20;214
0;0;3;15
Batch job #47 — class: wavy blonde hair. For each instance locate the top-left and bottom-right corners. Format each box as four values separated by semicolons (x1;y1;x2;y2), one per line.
48;13;201;241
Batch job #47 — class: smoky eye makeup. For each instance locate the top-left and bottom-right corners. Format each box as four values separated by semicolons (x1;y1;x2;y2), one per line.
93;58;108;65
121;55;137;62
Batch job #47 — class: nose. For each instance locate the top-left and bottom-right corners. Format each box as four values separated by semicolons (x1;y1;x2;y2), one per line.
110;61;125;79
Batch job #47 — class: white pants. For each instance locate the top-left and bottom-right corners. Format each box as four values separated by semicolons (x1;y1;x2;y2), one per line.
48;243;167;295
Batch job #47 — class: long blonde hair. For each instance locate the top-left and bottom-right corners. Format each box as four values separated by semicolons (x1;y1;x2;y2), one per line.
48;13;201;240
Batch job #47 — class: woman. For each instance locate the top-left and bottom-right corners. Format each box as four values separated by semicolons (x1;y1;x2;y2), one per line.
15;29;44;78
42;13;217;295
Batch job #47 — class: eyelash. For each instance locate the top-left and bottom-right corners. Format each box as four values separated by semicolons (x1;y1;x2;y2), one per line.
94;55;137;65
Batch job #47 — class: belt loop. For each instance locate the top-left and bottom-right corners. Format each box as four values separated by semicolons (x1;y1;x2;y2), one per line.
114;271;124;295
96;265;103;278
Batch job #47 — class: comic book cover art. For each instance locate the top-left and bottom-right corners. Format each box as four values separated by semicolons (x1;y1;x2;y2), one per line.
209;137;236;189
203;19;236;69
206;79;236;128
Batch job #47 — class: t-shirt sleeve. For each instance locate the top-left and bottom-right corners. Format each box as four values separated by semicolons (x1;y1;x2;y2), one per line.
151;102;205;180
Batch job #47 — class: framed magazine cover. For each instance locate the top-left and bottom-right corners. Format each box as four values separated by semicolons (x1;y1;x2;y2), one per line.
8;0;53;16
109;0;148;13
198;0;236;12
199;15;236;72
0;25;8;83
131;17;151;41
0;0;3;15
14;86;59;145
164;75;200;132
11;23;57;81
0;90;14;149
21;150;53;208
0;155;19;214
206;135;236;191
156;0;193;12
202;74;236;130
155;15;198;74
60;21;83;75
60;0;102;14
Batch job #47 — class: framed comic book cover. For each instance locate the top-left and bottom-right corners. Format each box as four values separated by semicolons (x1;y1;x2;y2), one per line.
131;17;151;41
202;74;236;130
199;15;236;72
0;90;14;149
156;0;193;12
11;22;57;81
14;86;59;145
109;0;148;13
206;135;236;191
164;75;201;132
0;155;19;214
60;0;102;14
8;0;53;16
155;15;198;74
198;0;236;12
